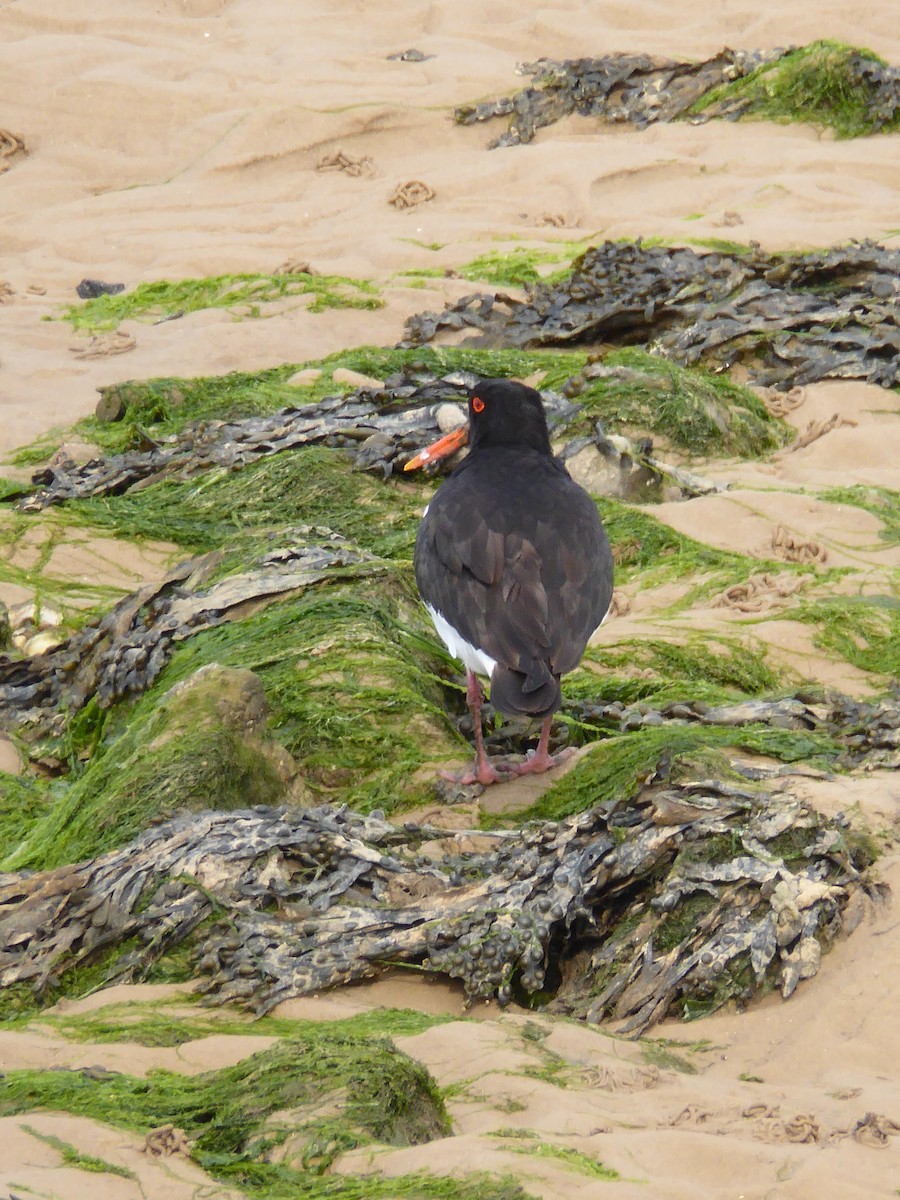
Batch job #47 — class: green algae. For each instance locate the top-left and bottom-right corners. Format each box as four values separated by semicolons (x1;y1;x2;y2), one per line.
0;475;31;500
4;573;459;870
573;635;785;709
1;1031;441;1168
3;697;286;872
572;348;791;457
7;428;68;467
0;509;127;615
506;1141;620;1181
513;723;839;823
822;485;900;545
0;772;52;852
640;1037;709;1074
458;244;583;288
60;272;383;333
0;1027;534;1200
21;1124;136;1179
38;1004;450;1047
689;41;899;138
792;595;900;680
595;495;752;588
68;446;423;561
216;1170;533;1199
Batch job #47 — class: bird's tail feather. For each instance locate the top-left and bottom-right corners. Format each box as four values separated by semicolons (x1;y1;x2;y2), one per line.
489;664;561;718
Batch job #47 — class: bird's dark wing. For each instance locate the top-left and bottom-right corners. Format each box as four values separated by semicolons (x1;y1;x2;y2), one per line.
415;451;613;677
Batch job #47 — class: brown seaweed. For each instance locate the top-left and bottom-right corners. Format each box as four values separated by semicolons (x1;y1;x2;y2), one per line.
455;48;900;146
0;767;880;1034
18;376;464;510
15;370;586;510
401;240;900;391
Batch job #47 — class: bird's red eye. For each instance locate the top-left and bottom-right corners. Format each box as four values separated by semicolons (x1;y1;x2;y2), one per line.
472;396;485;413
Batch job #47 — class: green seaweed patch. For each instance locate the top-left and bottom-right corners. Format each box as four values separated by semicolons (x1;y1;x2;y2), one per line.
0;1029;449;1175
7;428;68;468
0;1028;535;1198
0;509;130;617
822;485;900;546
514;723;839;822
458;244;587;288
70;445;424;562
401;239;446;251
569;348;791;457
505;1140;620;1181
571;634;786;710
640;1037;706;1074
21;1124;136;1178
0;475;30;500
689;41;899;138
59;273;383;333
217;1167;534;1199
792;595;900;680
596;495;753;588
0;772;53;856
4;672;288;871
685;236;756;256
40;1004;451;1048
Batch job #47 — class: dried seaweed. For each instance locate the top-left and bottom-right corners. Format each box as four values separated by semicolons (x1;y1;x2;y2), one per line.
455;44;900;146
0;763;880;1034
456;49;783;146
401;239;900;391
16;376;469;510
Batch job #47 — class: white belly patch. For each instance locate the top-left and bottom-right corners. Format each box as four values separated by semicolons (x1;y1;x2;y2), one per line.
426;604;497;678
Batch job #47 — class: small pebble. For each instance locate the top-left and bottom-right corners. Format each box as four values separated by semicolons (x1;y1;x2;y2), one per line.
332;368;384;390
435;402;466;433
286;368;322;387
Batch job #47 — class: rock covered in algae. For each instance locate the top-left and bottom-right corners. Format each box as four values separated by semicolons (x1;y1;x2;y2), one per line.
0;1026;451;1172
3;663;309;872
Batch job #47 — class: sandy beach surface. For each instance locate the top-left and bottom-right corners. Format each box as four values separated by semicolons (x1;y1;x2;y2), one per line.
1;2;898;1197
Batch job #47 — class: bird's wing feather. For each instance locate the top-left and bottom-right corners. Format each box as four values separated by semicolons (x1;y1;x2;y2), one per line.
415;453;613;676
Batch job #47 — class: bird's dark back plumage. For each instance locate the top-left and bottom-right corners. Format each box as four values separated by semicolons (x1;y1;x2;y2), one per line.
414;380;614;718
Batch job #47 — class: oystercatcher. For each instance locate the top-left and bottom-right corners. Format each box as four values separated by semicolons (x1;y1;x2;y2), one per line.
405;379;614;785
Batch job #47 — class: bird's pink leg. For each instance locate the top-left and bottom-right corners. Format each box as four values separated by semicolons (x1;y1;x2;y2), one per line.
442;671;507;786
505;714;577;778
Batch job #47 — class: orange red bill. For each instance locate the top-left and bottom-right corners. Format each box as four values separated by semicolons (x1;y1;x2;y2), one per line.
403;424;468;471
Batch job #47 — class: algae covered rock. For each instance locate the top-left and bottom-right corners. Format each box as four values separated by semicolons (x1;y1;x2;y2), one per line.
4;664;306;871
0;1026;450;1175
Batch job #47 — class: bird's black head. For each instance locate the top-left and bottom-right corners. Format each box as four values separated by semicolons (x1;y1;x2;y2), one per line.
467;379;553;456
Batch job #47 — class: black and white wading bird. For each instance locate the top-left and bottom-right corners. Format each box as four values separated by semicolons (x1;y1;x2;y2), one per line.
405;379;614;785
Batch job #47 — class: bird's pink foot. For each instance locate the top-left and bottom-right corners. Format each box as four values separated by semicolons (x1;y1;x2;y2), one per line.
440;757;512;787
502;744;577;778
